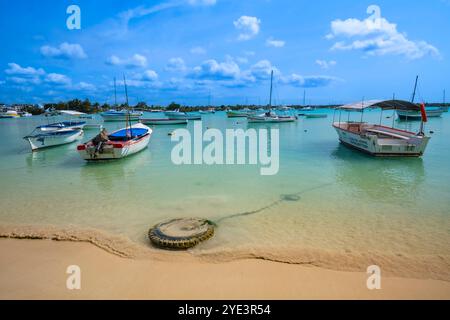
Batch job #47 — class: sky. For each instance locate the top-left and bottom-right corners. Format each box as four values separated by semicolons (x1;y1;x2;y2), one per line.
0;0;449;106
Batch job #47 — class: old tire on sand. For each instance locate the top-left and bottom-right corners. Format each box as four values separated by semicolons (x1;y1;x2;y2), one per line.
148;218;215;249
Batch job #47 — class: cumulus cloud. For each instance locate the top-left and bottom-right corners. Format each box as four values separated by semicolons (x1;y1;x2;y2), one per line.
187;0;216;6
282;74;340;88
327;13;439;60
234;16;261;41
45;73;72;86
190;46;206;55
5;63;45;76
166;57;187;72
315;60;337;69
106;54;148;68
40;43;87;59
189;58;241;80
266;37;285;48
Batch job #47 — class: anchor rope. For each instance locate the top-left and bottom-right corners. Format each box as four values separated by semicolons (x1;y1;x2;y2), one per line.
213;182;335;224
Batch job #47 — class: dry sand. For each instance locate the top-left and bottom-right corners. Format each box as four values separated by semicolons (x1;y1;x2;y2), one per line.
0;239;449;300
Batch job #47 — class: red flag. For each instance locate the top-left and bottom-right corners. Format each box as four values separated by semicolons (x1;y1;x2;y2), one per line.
420;103;428;123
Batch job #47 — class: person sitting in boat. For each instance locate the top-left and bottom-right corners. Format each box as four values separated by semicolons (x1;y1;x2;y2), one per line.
92;128;109;154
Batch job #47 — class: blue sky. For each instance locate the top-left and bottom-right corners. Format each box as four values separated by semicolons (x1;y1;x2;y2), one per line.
0;0;449;105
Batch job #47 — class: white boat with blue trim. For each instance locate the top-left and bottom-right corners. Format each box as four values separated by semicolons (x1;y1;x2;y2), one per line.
100;110;143;122
24;128;84;151
77;123;151;160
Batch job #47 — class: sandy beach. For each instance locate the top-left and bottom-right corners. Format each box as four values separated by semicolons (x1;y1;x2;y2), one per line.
1;238;449;300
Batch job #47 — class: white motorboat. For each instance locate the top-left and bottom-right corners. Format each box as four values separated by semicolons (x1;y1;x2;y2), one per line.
100;109;143;121
24;128;84;151
397;107;445;120
0;110;20;118
77;123;151;160
165;110;201;120
37;121;86;131
333;100;430;157
140;118;188;125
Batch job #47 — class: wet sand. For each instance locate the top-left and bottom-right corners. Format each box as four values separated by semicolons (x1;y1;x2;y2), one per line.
0;239;449;300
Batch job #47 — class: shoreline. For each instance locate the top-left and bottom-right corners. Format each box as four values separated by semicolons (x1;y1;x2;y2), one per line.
1;223;449;283
1;238;449;299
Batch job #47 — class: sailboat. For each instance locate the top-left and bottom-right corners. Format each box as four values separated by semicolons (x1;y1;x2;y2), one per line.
101;78;143;122
247;70;297;123
77;75;152;160
396;76;445;120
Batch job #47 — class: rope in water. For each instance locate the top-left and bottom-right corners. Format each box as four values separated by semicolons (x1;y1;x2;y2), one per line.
213;182;335;224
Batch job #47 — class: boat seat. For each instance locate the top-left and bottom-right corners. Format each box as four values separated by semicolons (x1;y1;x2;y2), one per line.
365;128;410;140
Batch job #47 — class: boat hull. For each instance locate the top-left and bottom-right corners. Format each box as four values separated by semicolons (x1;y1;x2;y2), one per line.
140;118;187;125
227;111;248;118
25;129;84;151
247;115;297;123
100;114;142;122
397;108;444;120
77;124;152;160
333;123;429;157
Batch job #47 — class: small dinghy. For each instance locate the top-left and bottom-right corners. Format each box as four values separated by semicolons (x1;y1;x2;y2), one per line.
24;128;84;151
248;112;297;123
305;113;328;118
140;118;187;125
165;110;201;120
77;123;151;160
37;121;86;131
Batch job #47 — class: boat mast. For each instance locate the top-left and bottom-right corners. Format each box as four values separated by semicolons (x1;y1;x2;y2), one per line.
123;74;132;136
114;77;117;108
269;70;273;110
411;75;419;103
303;90;306;107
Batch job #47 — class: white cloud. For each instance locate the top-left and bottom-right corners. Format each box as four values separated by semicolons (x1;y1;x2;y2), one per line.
233;16;261;41
249;60;280;80
266;37;285;48
189;58;241;80
45;73;72;86
315;59;337;69
327;13;439;60
40;43;87;59
166;57;187;72
5;63;45;76
282;74;340;88
73;82;97;91
187;0;216;6
190;46;207;55
106;54;148;68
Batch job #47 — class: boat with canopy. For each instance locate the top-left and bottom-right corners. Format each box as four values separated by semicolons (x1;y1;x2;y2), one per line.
77;76;151;160
332;99;430;157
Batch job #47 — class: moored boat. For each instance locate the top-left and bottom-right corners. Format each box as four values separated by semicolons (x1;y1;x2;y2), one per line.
333;100;430;157
0;110;20;118
37;121;86;131
24;128;84;151
305;113;328;118
100;109;143;121
77;123;151;160
247;71;297;123
165;110;201;120
140;118;187;125
397;107;445;120
226;108;255;118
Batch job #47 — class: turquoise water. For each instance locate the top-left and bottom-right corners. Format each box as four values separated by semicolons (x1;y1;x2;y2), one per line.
0;110;449;277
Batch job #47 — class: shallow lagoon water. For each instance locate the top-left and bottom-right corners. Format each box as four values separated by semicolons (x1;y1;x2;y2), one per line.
0;110;449;278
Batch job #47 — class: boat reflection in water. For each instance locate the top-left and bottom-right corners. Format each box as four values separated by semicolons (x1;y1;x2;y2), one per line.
331;144;425;203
